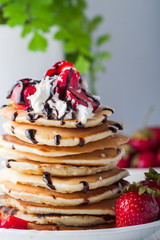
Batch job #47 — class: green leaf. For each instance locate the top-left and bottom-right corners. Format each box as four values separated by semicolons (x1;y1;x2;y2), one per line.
64;41;76;53
74;55;90;74
28;32;47;52
89;15;103;31
21;24;32;37
0;0;12;3
3;2;27;18
98;51;112;60
54;29;72;41
7;13;28;26
96;34;111;46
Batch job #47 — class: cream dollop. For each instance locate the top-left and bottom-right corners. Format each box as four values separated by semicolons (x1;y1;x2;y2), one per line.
77;103;95;125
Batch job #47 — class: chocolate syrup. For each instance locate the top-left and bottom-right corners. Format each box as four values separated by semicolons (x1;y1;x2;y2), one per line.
113;123;123;130
52;195;56;199
10;209;18;216
43;172;55;190
26;113;43;123
69;89;88;106
78;138;85;147
117;148;121;154
61;69;73;101
1;104;7;109
76;121;84;128
103;107;114;114
5;159;16;168
103;215;115;222
11;145;15;150
11;126;15;134
80;181;89;193
43;102;55;120
25;129;38;144
4;207;12;214
102;114;107;123
54;135;61;146
11;112;18;121
6;79;39;105
81;89;100;105
108;126;118;133
82;199;89;205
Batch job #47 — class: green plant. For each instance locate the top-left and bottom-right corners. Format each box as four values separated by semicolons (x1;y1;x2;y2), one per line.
0;0;111;94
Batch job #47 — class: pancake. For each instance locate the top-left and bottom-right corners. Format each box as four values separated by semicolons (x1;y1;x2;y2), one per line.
0;134;129;157
0;146;125;166
2;159;119;177
0;180;128;206
0;206;115;227
0;105;114;128
0;168;129;193
3;120;124;146
27;222;115;230
0;195;116;215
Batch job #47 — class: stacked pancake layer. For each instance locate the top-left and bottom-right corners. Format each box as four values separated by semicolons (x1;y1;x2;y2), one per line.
0;105;129;230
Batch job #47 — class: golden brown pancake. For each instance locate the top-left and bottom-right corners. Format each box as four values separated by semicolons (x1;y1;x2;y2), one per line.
3;120;124;146
0;134;129;157
0;106;114;128
0;168;129;193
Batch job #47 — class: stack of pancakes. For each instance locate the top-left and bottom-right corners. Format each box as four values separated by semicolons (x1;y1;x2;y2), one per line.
0;105;129;230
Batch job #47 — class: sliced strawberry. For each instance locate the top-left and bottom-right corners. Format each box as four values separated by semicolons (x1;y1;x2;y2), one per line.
66;87;100;111
44;61;74;78
7;79;37;111
57;68;80;89
0;216;28;229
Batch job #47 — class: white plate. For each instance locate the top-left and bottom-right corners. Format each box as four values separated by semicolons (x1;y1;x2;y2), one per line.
0;169;160;240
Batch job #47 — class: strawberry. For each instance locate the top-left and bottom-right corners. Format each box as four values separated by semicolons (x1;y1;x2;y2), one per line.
115;185;160;227
156;148;160;166
141;167;160;206
149;127;160;145
129;128;158;151
7;79;37;111
131;151;157;168
66;87;100;111
117;144;134;168
117;157;130;168
0;216;28;229
44;61;74;78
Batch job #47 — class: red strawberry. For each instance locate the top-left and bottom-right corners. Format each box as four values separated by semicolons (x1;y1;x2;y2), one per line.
117;144;134;168
117;157;130;168
0;216;28;229
149;127;160;144
129;129;158;151
116;189;159;227
57;68;80;90
44;61;74;78
7;79;37;111
66;87;100;111
156;148;160;166
141;167;160;206
131;151;157;168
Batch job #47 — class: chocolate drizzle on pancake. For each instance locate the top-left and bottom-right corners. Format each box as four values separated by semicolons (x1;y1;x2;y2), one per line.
26;113;43;123
11;126;15;134
11;145;15;150
108;126;118;133
54;135;61;146
1;104;8;109
117;148;121;154
78;138;85;147
80;181;89;193
11;112;18;121
113;123;123;130
102;114;107;123
11;209;18;216
76;121;85;128
25;129;38;144
43;172;56;190
103;107;114;114
5;159;16;168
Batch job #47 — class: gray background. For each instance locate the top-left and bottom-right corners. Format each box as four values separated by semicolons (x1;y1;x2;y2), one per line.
0;0;160;136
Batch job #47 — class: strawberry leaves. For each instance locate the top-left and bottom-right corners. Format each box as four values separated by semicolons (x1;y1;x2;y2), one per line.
145;167;160;185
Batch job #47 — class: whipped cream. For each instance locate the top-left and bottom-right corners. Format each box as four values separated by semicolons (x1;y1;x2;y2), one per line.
77;103;95;125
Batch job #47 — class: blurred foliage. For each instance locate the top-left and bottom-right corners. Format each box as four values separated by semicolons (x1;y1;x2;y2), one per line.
0;0;111;94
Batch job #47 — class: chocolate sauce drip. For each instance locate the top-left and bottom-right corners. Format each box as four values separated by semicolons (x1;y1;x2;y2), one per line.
117;148;121;154
113;123;123;130
43;102;55;120
5;159;16;168
60;118;65;125
54;135;61;146
52;195;56;199
25;129;38;144
26;113;43;123
103;107;115;114
6;79;39;105
117;189;122;194
79;77;82;84
81;89;100;105
103;215;115;221
61;68;73;101
78;138;85;147
108;126;118;133
82;199;89;205
80;181;89;193
43;172;55;190
26;107;33;112
4;207;12;214
11;126;15;134
76;121;84;128
69;89;88;106
71;111;76;120
11;209;18;216
11;112;18;121
102;114;107;123
1;104;8;109
11;145;15;150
